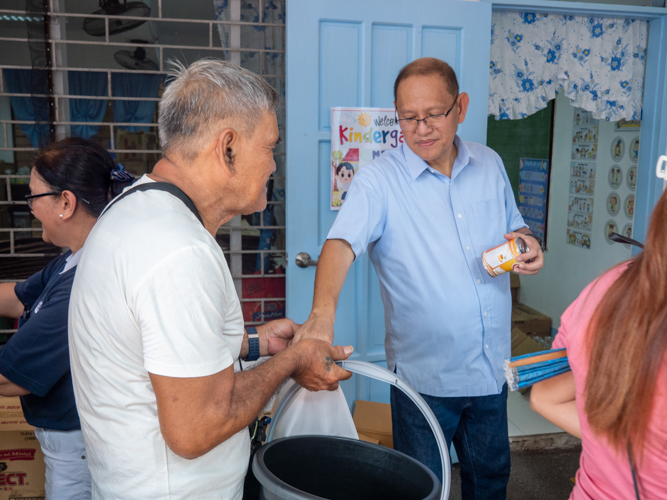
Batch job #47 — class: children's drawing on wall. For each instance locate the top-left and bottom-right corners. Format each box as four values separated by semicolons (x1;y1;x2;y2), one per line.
572;126;598;144
604;220;619;245
567;228;591;249
624;195;635;219
571;162;595;179
627;166;637;191
606;192;620;216
570;178;594;195
608;165;622;189
572;144;598;160
629;137;640;163
568;212;593;231
330;107;402;210
567;197;594;248
568;109;598;250
610;137;625;162
568;196;594;214
574;110;597;125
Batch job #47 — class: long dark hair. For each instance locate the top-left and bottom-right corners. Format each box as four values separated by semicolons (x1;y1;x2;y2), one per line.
585;187;667;462
32;137;134;217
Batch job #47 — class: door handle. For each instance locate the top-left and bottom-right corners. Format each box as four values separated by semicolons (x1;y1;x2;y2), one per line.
295;252;318;268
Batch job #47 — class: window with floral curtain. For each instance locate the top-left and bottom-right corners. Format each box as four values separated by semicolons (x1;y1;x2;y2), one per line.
488;13;648;121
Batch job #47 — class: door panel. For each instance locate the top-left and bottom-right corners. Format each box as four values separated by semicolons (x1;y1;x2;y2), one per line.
371;25;413;107
287;0;492;406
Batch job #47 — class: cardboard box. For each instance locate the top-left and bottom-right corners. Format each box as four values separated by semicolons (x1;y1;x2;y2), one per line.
0;397;45;500
357;433;380;445
511;302;552;335
510;272;520;303
510;328;548;394
511;327;547;358
353;400;392;449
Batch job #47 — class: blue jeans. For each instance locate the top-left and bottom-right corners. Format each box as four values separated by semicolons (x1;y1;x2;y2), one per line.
390;383;510;500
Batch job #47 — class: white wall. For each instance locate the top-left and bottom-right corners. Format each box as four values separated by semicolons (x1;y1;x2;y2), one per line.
520;93;638;330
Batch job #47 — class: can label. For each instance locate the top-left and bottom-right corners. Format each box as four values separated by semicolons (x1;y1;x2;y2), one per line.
482;237;527;277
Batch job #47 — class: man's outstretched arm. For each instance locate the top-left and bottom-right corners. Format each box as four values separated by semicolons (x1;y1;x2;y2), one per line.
292;238;356;344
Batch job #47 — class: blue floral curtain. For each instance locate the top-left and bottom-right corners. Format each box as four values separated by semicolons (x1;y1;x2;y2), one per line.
3;69;50;147
489;13;648;121
111;73;162;132
69;71;108;139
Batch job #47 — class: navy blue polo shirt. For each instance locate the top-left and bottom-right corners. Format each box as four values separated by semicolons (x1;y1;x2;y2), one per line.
0;251;80;431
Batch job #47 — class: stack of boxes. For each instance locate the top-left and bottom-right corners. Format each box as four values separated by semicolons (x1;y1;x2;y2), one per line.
0;397;45;500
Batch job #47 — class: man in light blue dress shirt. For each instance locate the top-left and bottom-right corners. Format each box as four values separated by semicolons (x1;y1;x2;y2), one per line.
296;58;544;499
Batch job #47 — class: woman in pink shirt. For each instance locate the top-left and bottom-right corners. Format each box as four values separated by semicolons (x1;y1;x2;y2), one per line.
531;188;667;499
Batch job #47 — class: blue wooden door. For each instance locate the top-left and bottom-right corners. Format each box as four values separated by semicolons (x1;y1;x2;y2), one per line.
286;0;492;405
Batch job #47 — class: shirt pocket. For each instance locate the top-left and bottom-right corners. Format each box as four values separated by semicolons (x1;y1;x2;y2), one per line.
471;199;506;251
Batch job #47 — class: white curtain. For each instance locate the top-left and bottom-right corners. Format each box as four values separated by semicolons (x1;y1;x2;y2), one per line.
489;13;648;121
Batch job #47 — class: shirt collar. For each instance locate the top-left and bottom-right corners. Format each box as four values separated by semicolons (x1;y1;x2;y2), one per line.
61;248;82;274
402;135;476;181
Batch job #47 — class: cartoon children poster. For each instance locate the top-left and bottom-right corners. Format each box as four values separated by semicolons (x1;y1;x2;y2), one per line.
330;107;402;210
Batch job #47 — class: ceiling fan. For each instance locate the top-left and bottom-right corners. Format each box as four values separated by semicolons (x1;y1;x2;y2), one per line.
83;0;150;37
114;40;159;71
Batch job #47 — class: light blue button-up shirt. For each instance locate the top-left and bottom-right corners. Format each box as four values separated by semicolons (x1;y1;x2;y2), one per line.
328;136;526;397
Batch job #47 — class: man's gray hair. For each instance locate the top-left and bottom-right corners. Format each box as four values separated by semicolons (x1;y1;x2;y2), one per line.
158;59;281;160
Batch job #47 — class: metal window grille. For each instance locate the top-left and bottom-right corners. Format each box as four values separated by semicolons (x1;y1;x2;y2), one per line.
0;0;286;338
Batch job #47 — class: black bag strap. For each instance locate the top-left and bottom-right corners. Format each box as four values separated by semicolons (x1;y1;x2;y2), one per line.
100;181;204;226
609;232;644;249
628;445;642;500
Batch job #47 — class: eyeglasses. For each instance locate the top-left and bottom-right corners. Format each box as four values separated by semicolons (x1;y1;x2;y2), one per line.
25;191;60;210
396;94;459;132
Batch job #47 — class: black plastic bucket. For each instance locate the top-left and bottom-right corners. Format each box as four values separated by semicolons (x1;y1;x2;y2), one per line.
252;435;441;500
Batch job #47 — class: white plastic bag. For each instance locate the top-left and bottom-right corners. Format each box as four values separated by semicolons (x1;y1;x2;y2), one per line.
270;378;358;440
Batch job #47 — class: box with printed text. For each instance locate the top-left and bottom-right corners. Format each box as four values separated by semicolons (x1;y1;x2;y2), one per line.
0;397;45;500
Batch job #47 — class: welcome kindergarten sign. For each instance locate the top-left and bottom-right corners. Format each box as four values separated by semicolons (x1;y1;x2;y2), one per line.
330;107;403;210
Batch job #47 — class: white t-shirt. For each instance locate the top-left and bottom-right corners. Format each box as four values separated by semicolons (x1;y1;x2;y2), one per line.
69;176;248;499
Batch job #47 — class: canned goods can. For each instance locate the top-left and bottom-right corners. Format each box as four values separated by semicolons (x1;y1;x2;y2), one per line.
482;237;528;277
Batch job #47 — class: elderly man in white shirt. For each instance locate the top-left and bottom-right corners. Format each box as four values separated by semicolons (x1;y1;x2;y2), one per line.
68;59;353;500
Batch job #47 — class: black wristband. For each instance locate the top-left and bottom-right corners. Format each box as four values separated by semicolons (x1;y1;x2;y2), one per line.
245;327;260;361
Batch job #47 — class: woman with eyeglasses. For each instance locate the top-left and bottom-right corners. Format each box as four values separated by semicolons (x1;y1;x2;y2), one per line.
0;137;133;500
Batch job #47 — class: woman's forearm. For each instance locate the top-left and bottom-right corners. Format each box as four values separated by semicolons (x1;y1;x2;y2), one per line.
0;374;30;397
531;371;582;439
532;398;582;438
0;283;25;319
